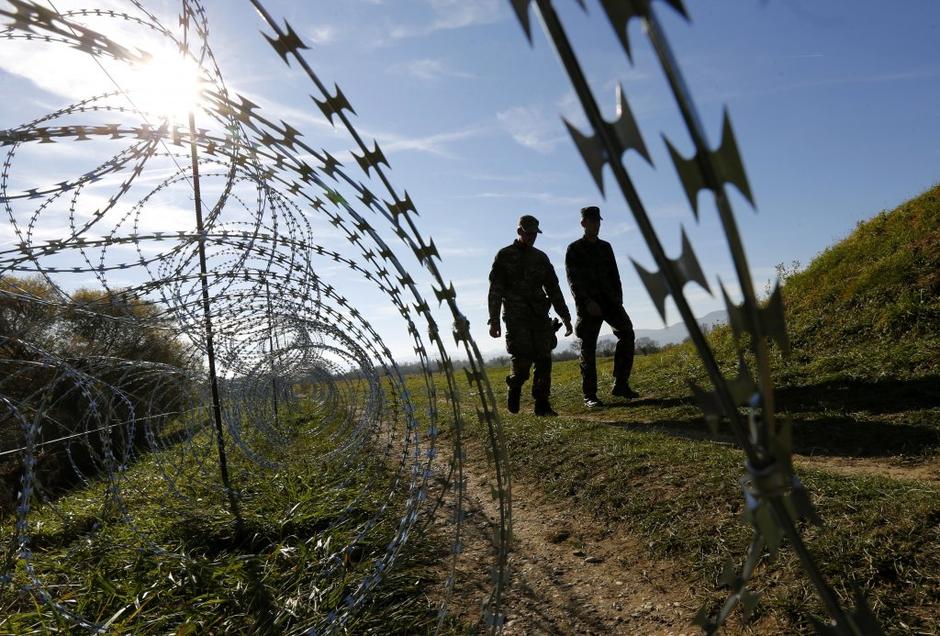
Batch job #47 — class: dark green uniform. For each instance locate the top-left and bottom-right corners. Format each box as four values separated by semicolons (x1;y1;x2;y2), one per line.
488;240;571;402
565;237;635;398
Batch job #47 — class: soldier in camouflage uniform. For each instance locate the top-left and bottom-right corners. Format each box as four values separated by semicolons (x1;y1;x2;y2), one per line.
566;206;641;408
488;215;573;416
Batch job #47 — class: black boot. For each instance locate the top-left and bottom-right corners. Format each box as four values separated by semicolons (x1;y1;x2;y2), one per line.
611;382;640;399
534;398;558;417
507;383;521;414
583;395;605;408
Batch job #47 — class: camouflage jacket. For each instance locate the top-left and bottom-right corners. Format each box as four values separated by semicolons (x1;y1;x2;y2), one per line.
488;241;571;326
565;237;623;314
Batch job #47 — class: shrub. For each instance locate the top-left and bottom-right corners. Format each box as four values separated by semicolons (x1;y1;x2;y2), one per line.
0;276;195;512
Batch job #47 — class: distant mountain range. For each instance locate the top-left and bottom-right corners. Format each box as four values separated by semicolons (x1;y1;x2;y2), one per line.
555;309;728;353
630;309;728;346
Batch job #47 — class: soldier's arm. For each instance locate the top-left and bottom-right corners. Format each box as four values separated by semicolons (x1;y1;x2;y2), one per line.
487;252;505;325
544;259;572;324
565;243;590;309
607;242;623;304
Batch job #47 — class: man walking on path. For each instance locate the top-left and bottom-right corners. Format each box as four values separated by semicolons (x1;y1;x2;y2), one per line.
488;214;573;416
565;206;640;408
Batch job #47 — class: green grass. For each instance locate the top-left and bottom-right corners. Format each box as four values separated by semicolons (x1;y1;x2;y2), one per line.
780;183;939;382
463;353;940;635
0;404;467;635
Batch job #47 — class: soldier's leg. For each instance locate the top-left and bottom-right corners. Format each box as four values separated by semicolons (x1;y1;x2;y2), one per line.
531;354;552;400
607;305;637;392
531;318;558;416
576;315;603;398
505;323;534;413
507;354;532;387
532;354;557;415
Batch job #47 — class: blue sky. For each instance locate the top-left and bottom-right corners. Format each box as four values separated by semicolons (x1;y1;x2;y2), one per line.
2;0;938;362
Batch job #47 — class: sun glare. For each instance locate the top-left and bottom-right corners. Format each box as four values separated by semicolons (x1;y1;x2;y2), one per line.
130;49;203;125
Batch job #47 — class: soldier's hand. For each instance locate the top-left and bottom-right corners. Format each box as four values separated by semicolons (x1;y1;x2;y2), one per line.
587;300;603;317
563;319;573;337
489;323;501;338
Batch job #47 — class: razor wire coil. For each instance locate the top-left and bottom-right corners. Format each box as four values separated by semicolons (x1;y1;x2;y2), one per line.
0;0;510;632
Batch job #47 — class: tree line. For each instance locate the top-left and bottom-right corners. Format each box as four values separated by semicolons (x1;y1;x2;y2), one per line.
0;275;195;513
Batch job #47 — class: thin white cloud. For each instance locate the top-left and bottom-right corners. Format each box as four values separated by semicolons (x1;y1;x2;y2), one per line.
374;124;485;157
64;192;196;235
308;25;339;45
556;91;587;129
451;276;487;288
437;246;487;258
428;230;489;259
227;87;339;132
716;68;940;103
496;105;566;154
457;191;584;208
389;58;475;81
0;2;177;103
428;0;501;30
220;88;484;159
556;70;652;129
0;42;108;101
388;0;502;40
604;221;634;237
650;202;693;220
458;169;569;184
600;67;651;90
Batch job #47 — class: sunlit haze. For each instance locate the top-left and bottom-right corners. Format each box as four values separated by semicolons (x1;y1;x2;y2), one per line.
130;48;202;124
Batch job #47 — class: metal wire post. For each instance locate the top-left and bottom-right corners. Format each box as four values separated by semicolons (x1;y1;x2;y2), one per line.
188;109;234;499
265;279;280;427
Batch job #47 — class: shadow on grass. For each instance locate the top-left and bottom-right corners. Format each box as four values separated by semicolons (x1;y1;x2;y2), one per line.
597;376;940;459
613;396;696;409
787;416;940;458
174;512;278;633
601;414;940;458
776;376;940;415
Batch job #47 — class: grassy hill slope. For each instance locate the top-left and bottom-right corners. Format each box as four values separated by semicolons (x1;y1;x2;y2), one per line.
782;183;939;381
635;184;940;459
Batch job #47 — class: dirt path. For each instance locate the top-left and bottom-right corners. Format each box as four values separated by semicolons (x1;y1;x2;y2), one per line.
434;409;938;633
442;445;702;635
793;454;940;482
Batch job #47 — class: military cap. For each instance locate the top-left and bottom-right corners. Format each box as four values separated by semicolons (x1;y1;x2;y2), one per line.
580;205;603;220
518;214;542;233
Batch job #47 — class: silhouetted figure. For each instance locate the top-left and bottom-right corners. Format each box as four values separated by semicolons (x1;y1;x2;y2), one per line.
488;215;573;416
565;206;639;408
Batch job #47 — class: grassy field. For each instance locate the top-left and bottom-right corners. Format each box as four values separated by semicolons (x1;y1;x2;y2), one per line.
0;402;466;635
465;352;939;634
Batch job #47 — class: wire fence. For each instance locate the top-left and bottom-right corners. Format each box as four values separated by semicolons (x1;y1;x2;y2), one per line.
0;0;508;632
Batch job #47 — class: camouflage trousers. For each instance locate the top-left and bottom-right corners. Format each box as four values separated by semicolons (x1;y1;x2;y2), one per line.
504;315;557;400
575;303;635;398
